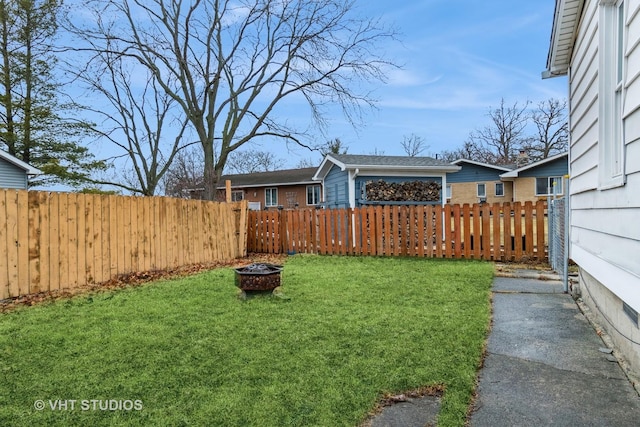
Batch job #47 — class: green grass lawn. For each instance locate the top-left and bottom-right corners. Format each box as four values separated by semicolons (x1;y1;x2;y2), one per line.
0;255;493;426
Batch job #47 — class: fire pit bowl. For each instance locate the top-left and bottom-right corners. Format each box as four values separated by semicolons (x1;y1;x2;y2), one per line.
234;263;283;292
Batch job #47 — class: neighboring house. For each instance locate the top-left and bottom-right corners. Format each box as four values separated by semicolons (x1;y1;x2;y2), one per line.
0;150;42;189
217;167;320;210
312;154;460;208
447;159;514;204
499;152;569;203
546;0;640;374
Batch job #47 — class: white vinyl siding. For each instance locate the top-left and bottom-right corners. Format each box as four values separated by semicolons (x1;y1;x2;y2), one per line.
566;0;640;311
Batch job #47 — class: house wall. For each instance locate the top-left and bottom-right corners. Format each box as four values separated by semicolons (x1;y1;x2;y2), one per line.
0;158;28;189
448;181;513;205
323;165;349;208
513;177;553;203
566;0;640;376
446;162;513;204
220;183;321;209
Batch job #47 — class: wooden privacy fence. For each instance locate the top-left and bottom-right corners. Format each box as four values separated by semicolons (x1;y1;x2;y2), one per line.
247;201;547;262
0;190;248;300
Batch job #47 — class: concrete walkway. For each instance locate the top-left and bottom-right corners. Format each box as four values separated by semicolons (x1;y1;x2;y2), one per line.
368;270;640;426
469;274;640;426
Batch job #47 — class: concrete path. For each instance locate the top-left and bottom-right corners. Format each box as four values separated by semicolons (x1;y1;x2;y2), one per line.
469;275;640;426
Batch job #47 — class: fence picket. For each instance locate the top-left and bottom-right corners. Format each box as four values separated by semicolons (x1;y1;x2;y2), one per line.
244;202;549;264
0;191;248;300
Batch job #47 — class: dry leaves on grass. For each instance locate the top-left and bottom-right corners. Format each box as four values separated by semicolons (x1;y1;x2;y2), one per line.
0;253;287;313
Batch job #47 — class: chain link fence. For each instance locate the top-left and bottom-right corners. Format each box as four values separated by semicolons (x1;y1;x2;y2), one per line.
548;177;570;292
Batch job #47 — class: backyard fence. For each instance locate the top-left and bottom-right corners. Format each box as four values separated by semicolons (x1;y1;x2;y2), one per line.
247;201;547;262
0;190;248;300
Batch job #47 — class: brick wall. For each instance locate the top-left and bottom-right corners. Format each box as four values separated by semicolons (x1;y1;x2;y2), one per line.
449;181;513;205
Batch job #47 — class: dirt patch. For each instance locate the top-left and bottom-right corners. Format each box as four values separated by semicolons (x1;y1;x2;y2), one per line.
1;253;287;313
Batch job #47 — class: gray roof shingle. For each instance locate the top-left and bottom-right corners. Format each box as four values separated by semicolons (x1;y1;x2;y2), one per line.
218;167;317;188
329;153;453;167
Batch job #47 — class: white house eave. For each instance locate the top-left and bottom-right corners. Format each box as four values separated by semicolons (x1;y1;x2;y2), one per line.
313;154;347;181
544;0;584;78
500;152;568;178
451;158;512;172
0;150;43;175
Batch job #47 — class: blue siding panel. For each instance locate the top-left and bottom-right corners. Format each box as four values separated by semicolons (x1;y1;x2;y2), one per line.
446;163;504;183
0;158;28;189
519;156;568;178
323;165;349;208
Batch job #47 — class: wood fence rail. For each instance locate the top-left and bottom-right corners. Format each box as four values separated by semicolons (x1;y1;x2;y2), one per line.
247;201;547;262
0;190;248;300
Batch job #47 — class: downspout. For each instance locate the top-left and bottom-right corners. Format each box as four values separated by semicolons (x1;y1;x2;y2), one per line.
349;168;359;209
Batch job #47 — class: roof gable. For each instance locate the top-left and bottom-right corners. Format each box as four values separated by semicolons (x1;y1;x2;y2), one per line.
500;152;568;178
313;153;460;180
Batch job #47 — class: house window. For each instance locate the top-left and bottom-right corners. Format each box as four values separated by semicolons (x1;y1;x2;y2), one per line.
477;183;486;198
446;184;452;200
535;177;563;196
231;190;244;202
495;182;504;197
599;0;626;188
307;185;321;205
265;188;278;207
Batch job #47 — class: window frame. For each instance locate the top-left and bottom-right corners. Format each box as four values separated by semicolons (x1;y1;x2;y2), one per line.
495;182;504;197
446;184;452;200
598;0;627;189
306;184;321;206
535;176;564;196
231;190;244;202
477;183;486;198
265;187;278;207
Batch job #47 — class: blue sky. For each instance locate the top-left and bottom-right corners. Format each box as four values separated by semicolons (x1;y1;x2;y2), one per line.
280;0;568;167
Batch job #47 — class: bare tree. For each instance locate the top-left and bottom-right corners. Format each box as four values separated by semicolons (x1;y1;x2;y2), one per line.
225;149;285;174
72;44;192;195
68;0;396;199
438;141;486;163
163;147;205;198
524;98;568;161
466;98;532;165
295;157;319;168
400;133;428;157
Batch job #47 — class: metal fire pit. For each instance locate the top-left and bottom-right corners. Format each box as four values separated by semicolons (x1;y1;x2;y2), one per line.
234;263;283;292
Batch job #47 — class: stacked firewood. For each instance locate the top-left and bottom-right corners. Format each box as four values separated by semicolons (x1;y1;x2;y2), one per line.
365;180;441;202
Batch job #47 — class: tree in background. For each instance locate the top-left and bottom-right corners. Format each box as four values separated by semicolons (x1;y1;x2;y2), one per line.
524;98;568;161
225;149;285;174
465;98;531;165
70;0;396;200
69;40;192;196
0;0;105;187
400;133;428;157
319;138;349;156
439;98;567;165
163;148;205;198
